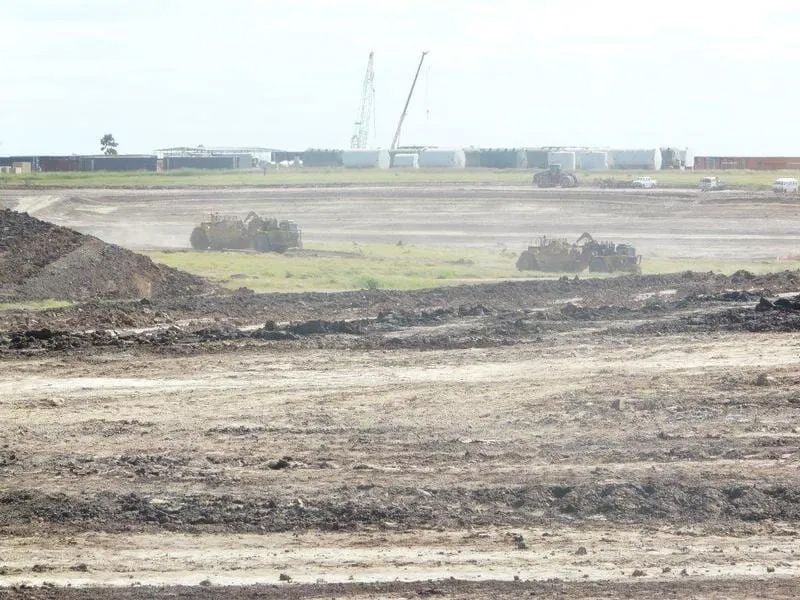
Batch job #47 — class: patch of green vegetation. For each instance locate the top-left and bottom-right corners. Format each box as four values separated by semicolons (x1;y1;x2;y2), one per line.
0;299;74;312
149;242;537;292
642;257;800;276
149;242;800;293
1;168;796;190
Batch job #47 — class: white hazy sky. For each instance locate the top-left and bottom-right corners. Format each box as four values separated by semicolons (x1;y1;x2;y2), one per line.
1;0;798;156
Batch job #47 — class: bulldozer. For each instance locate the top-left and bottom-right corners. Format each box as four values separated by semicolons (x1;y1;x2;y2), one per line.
533;164;579;188
516;232;641;274
190;212;302;253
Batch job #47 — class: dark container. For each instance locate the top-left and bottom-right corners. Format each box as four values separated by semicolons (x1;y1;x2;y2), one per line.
303;149;343;167
479;148;527;169
39;156;80;172
80;155;157;171
163;156;235;170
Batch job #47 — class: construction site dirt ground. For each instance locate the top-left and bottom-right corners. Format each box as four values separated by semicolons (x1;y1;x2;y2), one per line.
2;185;800;598
3;185;800;259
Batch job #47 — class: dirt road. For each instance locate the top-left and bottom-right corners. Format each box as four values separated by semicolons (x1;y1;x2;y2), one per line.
3;185;800;258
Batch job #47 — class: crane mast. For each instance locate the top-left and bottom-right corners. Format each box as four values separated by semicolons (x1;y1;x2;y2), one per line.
350;51;375;149
391;51;428;151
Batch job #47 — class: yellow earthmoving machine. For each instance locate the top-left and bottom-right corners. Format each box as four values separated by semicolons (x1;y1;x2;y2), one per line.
190;212;302;253
516;233;641;274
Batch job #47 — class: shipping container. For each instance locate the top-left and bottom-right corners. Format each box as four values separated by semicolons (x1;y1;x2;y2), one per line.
748;157;800;170
478;148;527;169
576;151;608;171
80;155;157;171
418;149;466;168
302;149;344;167
163;156;235;170
39;156;80;172
547;151;576;171
608;149;662;170
392;153;419;168
694;156;800;170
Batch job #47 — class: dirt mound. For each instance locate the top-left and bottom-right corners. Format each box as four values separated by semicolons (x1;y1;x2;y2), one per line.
0;210;211;302
3;481;800;533
0;209;85;286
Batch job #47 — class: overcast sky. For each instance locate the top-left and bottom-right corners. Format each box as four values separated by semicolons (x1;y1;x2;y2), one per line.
1;0;798;156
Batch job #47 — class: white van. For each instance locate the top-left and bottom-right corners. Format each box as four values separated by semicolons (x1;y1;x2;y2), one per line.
773;177;799;193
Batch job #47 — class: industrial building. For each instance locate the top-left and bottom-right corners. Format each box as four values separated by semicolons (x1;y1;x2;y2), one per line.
163;155;250;170
155;147;258;169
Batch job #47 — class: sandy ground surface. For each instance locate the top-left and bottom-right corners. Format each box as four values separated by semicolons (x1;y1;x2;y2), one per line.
2;185;800;598
2;185;800;258
3;281;800;597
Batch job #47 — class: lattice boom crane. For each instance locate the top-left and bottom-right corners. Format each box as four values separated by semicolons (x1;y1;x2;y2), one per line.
350;51;375;149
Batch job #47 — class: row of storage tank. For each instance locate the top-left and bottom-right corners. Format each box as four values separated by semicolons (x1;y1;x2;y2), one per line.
305;148;679;170
1;148;685;172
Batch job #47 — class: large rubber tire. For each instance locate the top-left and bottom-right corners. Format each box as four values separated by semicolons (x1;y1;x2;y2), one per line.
589;257;611;273
534;173;551;188
516;252;538;271
190;227;209;250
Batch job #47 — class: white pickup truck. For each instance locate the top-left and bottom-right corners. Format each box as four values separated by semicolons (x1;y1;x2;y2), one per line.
631;176;657;189
773;177;799;193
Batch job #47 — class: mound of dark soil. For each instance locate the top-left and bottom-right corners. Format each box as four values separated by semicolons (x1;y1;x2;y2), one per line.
0;210;211;301
3;480;799;533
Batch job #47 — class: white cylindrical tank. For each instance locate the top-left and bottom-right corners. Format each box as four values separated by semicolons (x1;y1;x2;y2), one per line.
678;148;694;170
342;149;390;168
392;153;419;168
418;149;466;168
608;149;662;170
576;151;608;170
547;151;576;171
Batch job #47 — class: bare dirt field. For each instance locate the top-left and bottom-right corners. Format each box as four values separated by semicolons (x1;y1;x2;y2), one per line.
2;185;800;598
3;185;800;259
